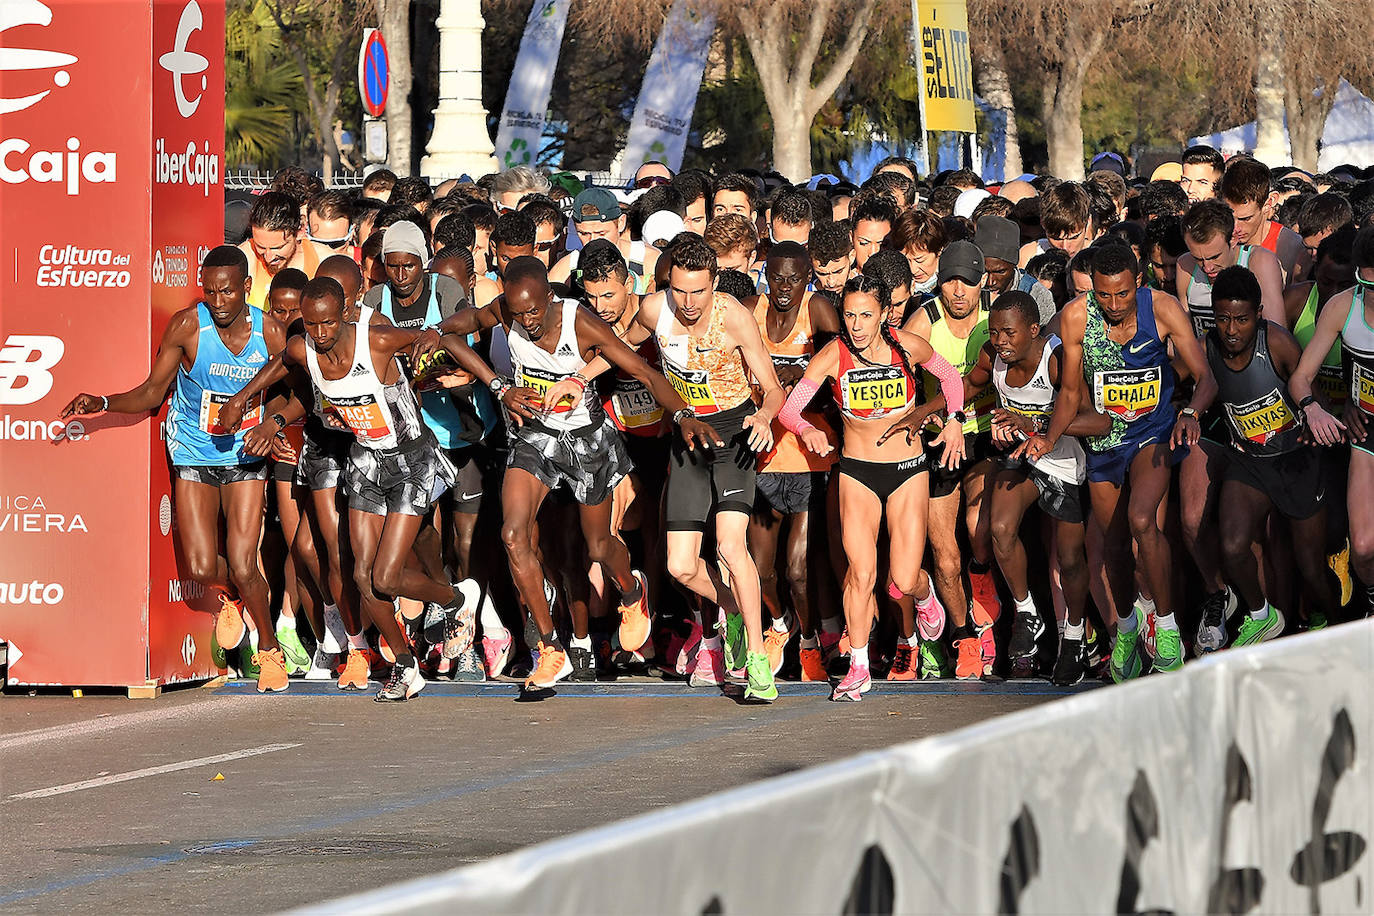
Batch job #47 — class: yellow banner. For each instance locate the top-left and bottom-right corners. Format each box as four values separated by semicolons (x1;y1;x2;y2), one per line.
914;0;976;133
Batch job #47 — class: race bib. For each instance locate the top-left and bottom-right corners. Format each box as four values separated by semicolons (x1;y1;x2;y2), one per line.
1316;365;1347;409
1224;388;1297;445
199;391;261;436
841;366;907;416
1354;363;1374;416
611;376;662;429
1000;395;1052;433
770;353;809;372
1191;313;1215;338
664;361;719;414
519;366;577;414
323;392;392;441
1094;367;1162;422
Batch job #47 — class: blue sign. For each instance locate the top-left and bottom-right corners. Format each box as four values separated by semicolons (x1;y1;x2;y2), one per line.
359;29;389;119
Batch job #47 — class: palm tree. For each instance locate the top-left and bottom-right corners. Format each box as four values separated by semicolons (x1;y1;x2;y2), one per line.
225;0;304;168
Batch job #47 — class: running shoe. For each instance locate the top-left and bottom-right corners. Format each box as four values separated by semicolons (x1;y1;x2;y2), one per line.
524;644;572;690
916;592;946;641
1109;608;1145;683
210;628;227;670
969;568;1002;629
374;659;425;702
482;629;512;678
689;644;725;687
305;647;336;681
799;643;827;681
321;605;347;654
1051;635;1086;687
276;623;311;675
1306;611;1329;631
918;640;949;679
1085;623;1107;678
452;647;486;682
215;593;247;651
568;645;597;682
831;662;871;701
887;643;916;681
744;651;778;702
954;635;982;680
1234;605;1284;647
618;570;652;653
442;600;476;661
338;650;370;690
1194;587;1237;654
1328;538;1353;607
977;623;997;677
254;647;289;693
1008;610;1045;678
671;618;703;676
762;623;791;676
239;642;260;680
819;629;843;664
721;610;746;673
1153;625;1184;672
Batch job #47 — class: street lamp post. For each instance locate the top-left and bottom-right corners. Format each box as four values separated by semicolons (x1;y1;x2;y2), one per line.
421;0;498;180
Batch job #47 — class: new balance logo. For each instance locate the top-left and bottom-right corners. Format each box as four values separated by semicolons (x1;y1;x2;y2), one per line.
0;335;64;405
349;363;370;377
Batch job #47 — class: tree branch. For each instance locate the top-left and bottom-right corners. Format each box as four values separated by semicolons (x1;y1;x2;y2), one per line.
739;3;793;116
791;0;836;89
805;0;879;115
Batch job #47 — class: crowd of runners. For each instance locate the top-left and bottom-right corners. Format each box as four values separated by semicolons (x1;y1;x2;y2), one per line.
60;149;1374;702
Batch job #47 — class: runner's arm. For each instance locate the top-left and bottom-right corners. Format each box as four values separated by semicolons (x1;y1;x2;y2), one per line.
1252;248;1288;328
727;301;786;423
1289;289;1350;444
1155;290;1217;416
1040;298;1087;450
1047;344;1110;438
215;336;308;433
60;308;199;417
776;341;839;456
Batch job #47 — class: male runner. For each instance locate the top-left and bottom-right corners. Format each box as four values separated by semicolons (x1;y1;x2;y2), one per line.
1179;146;1224;204
810;220;856;302
238;191;328;310
60;246;289;692
475;211;537;306
551;189;658;292
976;216;1056;325
1031;243;1216;679
1219;156;1307;282
1206;266;1338;642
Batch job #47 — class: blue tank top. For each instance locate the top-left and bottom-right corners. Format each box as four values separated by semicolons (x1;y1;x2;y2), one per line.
1081;287;1176;452
166;303;270;467
378;285;497;449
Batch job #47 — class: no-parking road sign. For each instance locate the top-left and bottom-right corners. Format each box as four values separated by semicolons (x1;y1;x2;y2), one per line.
358;28;389;119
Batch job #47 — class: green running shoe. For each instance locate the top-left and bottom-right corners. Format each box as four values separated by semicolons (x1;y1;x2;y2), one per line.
276;623;311;675
722;611;746;672
743;651;777;702
1306;611;1328;631
1109;606;1144;683
239;644;260;679
210;628;227;670
918;640;949;679
1234;604;1284;646
1153;626;1184;672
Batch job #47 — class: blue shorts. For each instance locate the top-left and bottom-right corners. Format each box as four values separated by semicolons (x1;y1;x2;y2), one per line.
1085;434;1186;486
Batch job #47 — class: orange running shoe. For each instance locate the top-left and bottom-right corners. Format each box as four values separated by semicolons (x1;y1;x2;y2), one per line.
255;647;289;693
215;593;246;651
888;643;917;681
618;570;652;652
969;569;1002;629
338;651;370;690
800;644;827;681
763;624;791;676
954;636;982;680
524;644;573;689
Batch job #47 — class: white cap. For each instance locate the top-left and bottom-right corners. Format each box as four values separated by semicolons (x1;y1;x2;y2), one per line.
954;188;992;219
642;210;685;246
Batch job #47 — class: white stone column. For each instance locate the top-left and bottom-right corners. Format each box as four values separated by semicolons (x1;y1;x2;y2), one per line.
421;0;498;180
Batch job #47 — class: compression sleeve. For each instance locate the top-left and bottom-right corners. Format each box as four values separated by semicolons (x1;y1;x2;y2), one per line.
777;379;820;435
921;351;964;416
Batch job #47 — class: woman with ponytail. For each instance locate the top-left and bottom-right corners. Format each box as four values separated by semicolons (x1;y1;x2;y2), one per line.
777;276;966;700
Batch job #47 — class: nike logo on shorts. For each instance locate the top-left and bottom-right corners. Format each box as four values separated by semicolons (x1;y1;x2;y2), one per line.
460;492;482;500
723;488;743;497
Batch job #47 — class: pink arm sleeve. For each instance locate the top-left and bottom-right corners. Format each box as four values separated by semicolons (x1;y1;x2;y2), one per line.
777;378;820;435
921;351;964;416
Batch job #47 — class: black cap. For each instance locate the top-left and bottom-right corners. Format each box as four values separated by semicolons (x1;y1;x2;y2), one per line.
974;215;1020;265
938;240;985;285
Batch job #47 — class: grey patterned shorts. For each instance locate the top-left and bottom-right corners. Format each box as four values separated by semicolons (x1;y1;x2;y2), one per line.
345;437;456;517
296;430;351;491
175;462;269;486
507;417;630;506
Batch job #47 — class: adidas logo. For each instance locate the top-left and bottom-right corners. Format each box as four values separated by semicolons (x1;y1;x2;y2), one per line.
349;363;370;377
1030;377;1050;389
556;343;575;356
247;351;266;364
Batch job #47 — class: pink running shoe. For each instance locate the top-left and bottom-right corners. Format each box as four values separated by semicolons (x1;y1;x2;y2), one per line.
915;591;946;641
689;644;725;687
482;629;512;678
831;662;872;701
671;619;703;676
978;624;996;677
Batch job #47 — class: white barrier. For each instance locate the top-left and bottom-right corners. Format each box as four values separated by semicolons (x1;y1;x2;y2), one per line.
296;623;1374;915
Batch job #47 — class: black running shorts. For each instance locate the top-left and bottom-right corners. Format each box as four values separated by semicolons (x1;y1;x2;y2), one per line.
666;400;758;531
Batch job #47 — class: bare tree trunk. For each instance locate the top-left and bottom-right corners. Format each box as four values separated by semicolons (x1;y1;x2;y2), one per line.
377;0;413;175
975;43;1020;180
1038;25;1102;181
1284;77;1332;173
1253;40;1290;166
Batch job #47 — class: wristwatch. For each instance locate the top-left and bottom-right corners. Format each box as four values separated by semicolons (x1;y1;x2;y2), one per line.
489;376;512;397
949;410;967;424
1298;395;1317;409
671;407;693;426
271;413;287;431
1181;407;1199;420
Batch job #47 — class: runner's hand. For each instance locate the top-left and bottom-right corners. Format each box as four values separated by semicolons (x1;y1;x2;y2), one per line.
59;394;105;418
934;417;966;470
1341;401;1367;444
218;395;247;434
1013;434;1051;462
1303;402;1346;446
875;414;922;447
502;386;543;425
991;408;1034;446
410;328;442;363
742;411;774;453
242;423;277;458
322;410;349;432
776;365;804;389
677;417;724;452
1170;414;1200;448
799;428;833;457
541;378;585;413
269;434;298;464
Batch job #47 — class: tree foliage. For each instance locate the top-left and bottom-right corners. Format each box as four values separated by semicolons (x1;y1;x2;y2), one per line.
224;0;303;167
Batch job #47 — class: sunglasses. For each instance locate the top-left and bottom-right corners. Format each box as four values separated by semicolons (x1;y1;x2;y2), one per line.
634;175;672;189
309;231;354;249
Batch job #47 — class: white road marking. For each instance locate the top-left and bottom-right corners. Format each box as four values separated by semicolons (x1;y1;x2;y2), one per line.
9;742;301;800
0;696;242;751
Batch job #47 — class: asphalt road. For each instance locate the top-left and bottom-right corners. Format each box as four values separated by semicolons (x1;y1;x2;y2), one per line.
0;677;1091;913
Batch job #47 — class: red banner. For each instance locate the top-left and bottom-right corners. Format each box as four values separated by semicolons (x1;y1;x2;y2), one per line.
0;0;225;688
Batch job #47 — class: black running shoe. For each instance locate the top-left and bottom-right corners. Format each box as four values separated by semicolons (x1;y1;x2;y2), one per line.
1008;610;1045;678
568;646;597;681
1051;636;1086;687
